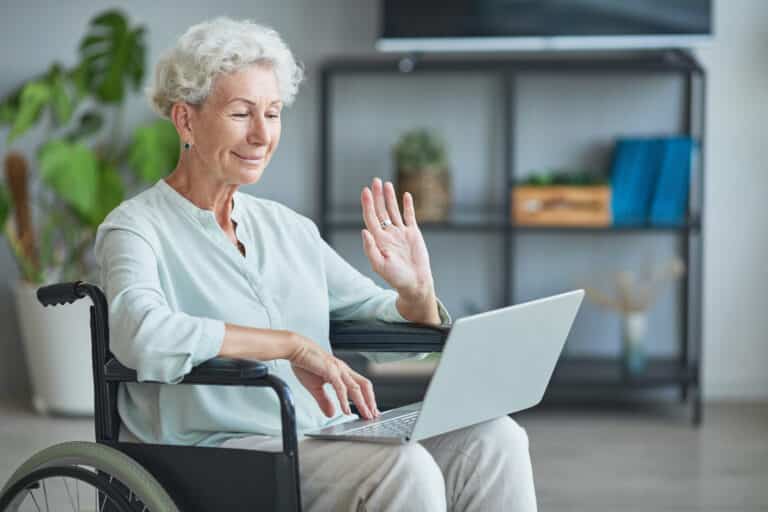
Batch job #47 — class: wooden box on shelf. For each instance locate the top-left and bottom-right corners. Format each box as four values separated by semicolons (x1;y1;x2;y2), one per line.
511;185;612;227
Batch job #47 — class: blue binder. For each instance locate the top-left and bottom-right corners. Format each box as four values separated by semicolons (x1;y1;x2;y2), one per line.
611;137;663;226
649;137;693;226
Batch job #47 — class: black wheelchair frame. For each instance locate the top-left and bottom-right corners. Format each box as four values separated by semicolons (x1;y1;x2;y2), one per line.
35;281;449;511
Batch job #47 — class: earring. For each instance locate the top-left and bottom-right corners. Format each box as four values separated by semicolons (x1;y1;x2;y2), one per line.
184;142;191;150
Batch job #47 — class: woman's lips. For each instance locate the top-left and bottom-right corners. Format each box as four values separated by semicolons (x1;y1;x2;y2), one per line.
232;151;265;164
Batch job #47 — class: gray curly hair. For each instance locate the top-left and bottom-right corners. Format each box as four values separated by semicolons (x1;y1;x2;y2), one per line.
147;17;304;118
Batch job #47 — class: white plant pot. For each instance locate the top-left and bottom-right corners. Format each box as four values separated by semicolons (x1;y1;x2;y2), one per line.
13;280;94;415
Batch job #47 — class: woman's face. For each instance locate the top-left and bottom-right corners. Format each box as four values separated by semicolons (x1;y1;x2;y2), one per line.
187;63;283;186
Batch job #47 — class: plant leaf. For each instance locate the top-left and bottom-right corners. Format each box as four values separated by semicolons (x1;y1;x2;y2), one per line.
0;102;16;124
128;119;179;183
68;64;89;102
49;68;74;126
0;183;10;228
0;91;20;125
127;27;146;89
79;9;145;103
38;139;99;220
7;80;51;143
89;161;124;226
0;84;23;126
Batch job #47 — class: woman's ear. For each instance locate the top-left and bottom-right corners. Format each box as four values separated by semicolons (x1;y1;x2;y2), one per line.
170;102;196;146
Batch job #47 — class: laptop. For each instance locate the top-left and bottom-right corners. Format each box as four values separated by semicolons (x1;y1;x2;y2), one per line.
305;289;584;444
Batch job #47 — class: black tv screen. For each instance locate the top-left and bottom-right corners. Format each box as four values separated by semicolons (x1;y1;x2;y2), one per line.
378;0;712;52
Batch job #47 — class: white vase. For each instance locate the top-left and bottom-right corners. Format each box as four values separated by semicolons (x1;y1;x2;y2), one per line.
13;280;94;415
622;310;648;375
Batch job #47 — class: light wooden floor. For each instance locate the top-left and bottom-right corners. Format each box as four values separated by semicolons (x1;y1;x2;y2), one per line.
1;400;766;511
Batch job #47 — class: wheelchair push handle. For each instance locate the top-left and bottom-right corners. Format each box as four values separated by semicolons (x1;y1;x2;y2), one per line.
37;281;88;307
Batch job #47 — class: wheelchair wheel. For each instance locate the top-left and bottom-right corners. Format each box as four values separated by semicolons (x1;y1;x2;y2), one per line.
0;442;179;512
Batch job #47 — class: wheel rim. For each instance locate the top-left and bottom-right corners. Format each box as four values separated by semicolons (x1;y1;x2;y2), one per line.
1;465;137;512
0;442;178;512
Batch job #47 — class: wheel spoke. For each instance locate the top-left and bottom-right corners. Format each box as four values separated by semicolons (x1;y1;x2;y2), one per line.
62;477;77;511
27;488;43;512
41;480;50;512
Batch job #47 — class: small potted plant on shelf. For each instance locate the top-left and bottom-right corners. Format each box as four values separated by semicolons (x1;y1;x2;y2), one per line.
392;128;452;222
581;257;686;375
512;169;611;227
0;9;178;415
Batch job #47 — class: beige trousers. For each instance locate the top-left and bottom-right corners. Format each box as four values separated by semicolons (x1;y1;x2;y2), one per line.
220;416;537;512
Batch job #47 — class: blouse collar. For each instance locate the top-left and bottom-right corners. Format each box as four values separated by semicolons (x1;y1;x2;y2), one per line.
156;178;244;225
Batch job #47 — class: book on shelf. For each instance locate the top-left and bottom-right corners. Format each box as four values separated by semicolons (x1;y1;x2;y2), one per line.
610;137;663;226
649;137;694;226
610;136;693;227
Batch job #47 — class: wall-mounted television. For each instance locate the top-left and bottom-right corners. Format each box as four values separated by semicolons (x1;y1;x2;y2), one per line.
377;0;713;52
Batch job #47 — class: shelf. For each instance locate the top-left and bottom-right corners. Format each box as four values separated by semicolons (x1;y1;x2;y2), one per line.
323;50;704;75
320;50;705;424
513;222;701;234
324;210;701;234
549;357;697;388
364;356;696;388
362;356;698;410
325;208;508;232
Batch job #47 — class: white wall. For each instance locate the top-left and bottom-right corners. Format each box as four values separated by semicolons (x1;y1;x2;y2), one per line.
694;0;768;399
0;0;765;402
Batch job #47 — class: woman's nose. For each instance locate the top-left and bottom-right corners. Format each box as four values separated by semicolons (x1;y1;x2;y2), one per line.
246;116;269;145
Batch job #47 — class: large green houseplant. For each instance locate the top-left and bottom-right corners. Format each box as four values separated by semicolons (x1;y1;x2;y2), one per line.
0;9;178;284
0;9;179;415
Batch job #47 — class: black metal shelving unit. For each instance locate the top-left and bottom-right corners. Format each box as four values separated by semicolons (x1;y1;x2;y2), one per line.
319;50;705;425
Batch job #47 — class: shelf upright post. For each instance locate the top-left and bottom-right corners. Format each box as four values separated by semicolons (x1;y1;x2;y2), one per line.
503;68;515;308
680;69;693;404
320;66;332;243
692;66;707;427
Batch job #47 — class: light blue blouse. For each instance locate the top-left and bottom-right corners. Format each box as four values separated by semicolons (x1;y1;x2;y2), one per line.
93;179;450;446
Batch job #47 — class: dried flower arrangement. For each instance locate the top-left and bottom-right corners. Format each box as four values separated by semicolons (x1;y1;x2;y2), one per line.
584;257;686;314
581;256;686;374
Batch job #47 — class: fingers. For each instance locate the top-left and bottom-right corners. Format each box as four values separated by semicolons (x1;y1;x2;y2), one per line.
327;367;350;416
361;187;385;237
341;370;373;420
309;385;336;418
327;359;379;419
350;368;380;417
338;361;378;419
383;181;405;227
371;178;390;225
290;339;379;419
361;177;406;234
361;228;386;271
402;191;417;226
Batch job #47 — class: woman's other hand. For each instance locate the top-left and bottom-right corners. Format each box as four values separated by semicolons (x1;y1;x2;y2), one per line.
288;332;379;420
360;177;435;302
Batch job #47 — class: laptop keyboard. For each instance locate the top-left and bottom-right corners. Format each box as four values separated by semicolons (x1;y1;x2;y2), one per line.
348;412;419;438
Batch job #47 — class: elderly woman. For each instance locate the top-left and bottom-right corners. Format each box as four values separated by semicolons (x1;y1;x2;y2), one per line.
94;17;536;512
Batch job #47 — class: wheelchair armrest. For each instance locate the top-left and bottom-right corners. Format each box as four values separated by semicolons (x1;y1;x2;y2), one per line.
103;356;298;456
104;357;269;385
329;320;450;353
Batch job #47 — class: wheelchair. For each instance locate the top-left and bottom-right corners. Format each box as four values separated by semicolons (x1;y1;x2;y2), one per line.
0;282;449;511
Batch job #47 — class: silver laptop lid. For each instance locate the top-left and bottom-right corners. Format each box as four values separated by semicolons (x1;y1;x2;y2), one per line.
410;289;584;442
